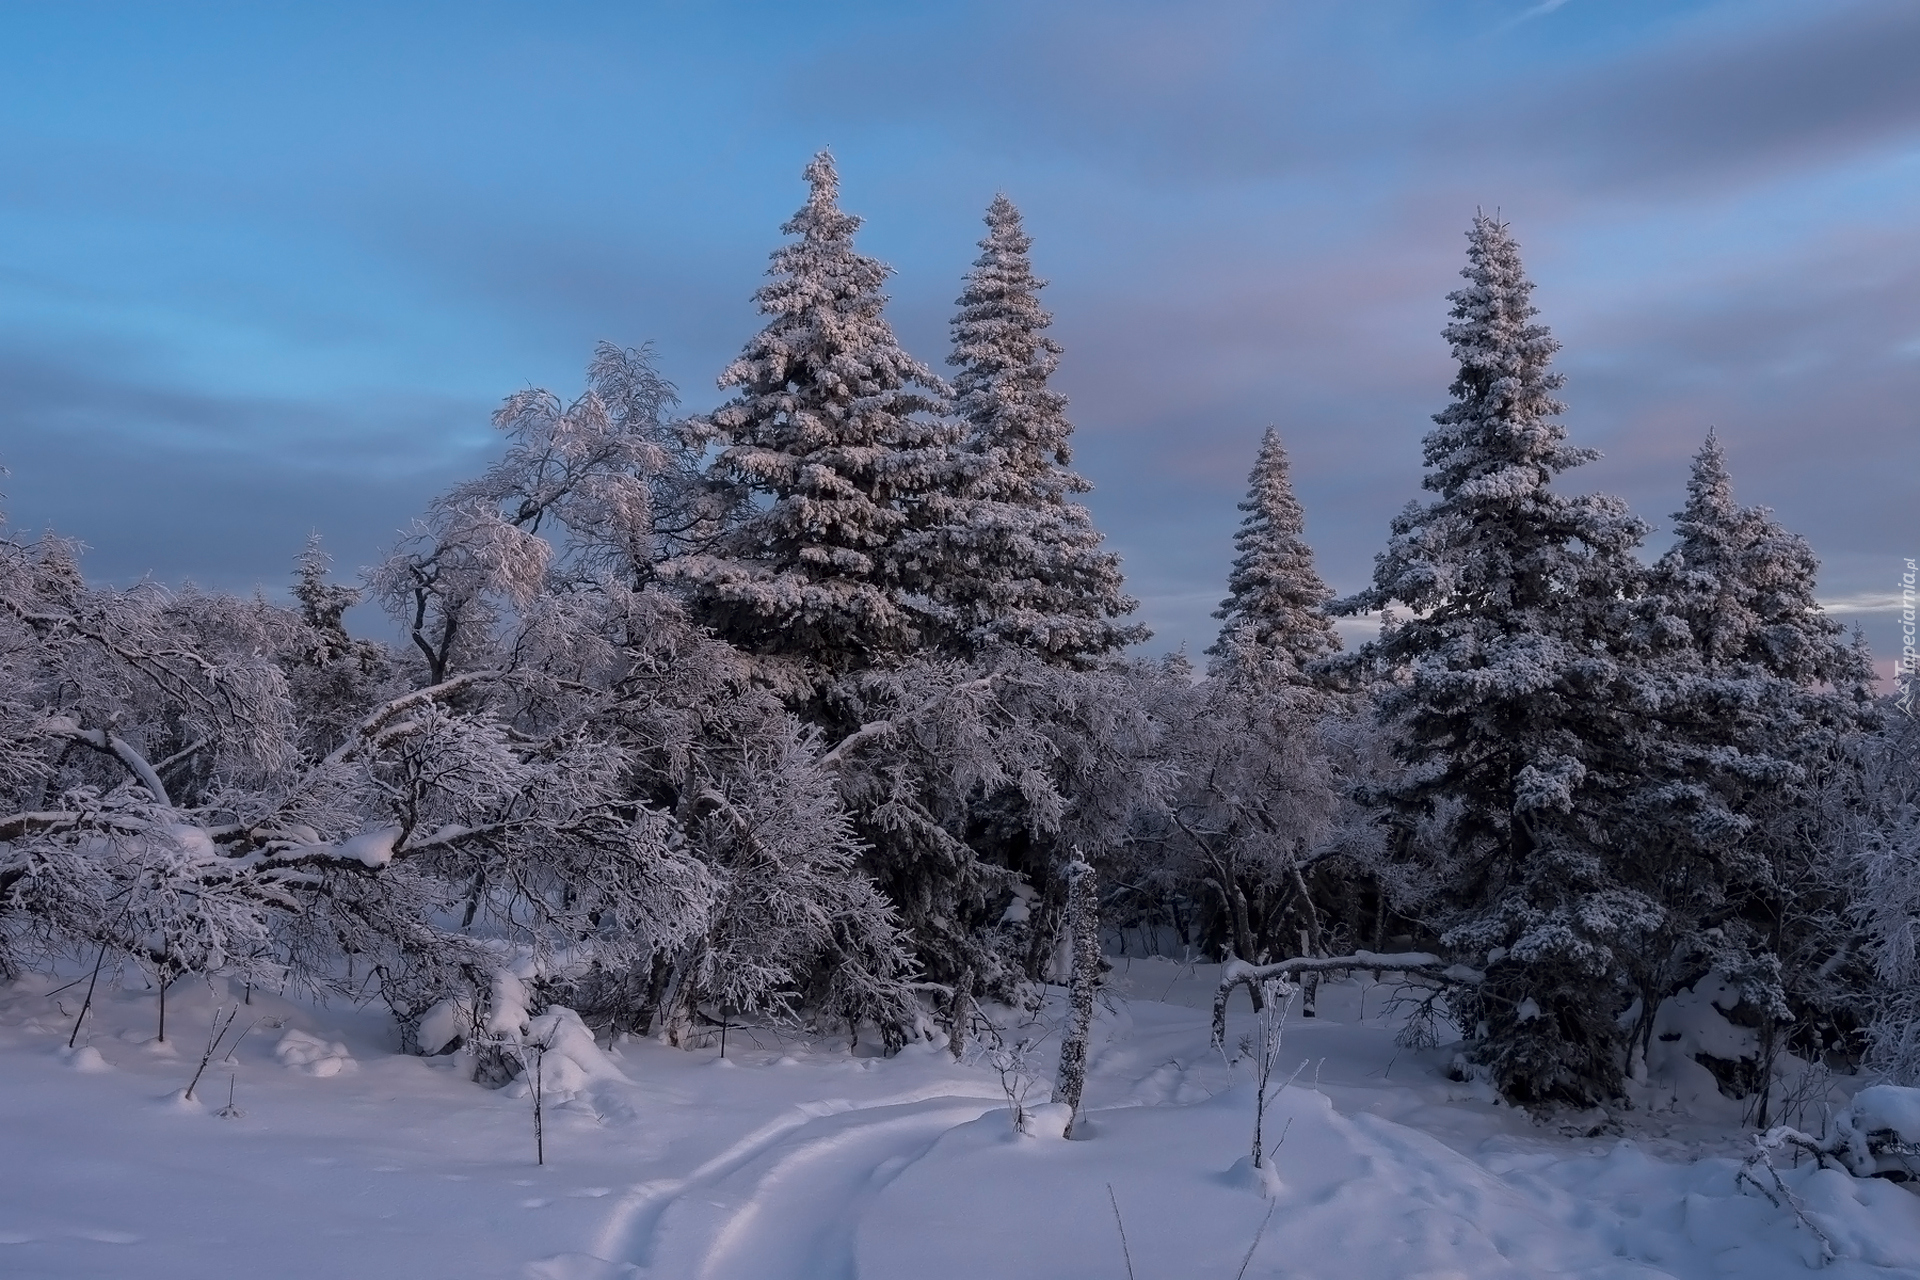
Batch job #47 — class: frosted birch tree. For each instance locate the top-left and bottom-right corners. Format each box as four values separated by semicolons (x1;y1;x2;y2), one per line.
367;344;922;1045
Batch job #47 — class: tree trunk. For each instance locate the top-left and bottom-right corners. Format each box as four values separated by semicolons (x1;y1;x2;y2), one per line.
1057;859;1101;1139
948;965;974;1061
1291;862;1324;1016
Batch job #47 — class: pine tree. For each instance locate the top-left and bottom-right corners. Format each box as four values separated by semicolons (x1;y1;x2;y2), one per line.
1207;427;1340;685
918;194;1145;665
1336;214;1652;1105
667;152;953;672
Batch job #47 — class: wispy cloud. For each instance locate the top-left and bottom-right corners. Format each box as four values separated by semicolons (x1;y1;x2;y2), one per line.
1502;0;1575;32
1823;593;1910;615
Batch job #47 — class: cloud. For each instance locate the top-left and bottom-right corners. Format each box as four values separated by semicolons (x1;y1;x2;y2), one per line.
1492;0;1920;193
0;339;486;474
1;0;1910;670
788;0;1920;212
0;342;488;598
1822;593;1908;614
1508;0;1574;26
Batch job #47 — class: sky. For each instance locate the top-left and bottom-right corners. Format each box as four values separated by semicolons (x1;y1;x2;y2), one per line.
0;0;1915;674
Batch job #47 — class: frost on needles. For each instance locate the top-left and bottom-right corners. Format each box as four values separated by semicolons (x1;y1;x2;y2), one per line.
1208;426;1340;688
1335;212;1662;1105
665;151;954;673
912;193;1146;666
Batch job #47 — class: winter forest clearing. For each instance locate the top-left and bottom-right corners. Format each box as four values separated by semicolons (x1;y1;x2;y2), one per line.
6;960;1920;1280
3;142;1918;1278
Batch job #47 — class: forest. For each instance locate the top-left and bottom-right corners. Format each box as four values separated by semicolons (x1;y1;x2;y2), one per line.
3;149;1916;1122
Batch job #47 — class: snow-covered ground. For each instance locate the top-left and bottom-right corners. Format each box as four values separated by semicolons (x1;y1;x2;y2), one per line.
3;959;1918;1280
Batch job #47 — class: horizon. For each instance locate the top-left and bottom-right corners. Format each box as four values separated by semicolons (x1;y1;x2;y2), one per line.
1;1;1913;680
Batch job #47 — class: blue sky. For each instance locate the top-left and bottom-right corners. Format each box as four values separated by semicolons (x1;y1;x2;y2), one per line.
1;0;1915;671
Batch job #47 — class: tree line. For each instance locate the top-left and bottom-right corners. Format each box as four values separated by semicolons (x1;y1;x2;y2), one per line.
2;153;1914;1110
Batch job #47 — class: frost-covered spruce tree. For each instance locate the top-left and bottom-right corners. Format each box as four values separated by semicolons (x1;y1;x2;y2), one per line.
917;194;1145;665
667;152;953;673
1335;214;1652;1105
1618;433;1877;1090
1207;427;1340;686
1651;431;1868;690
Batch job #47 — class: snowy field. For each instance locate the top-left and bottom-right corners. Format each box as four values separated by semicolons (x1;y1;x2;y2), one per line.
4;960;1918;1280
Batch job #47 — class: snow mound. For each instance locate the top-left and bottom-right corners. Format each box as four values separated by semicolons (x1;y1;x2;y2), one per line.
1023;1101;1072;1139
61;1044;111;1072
523;1253;641;1280
504;1007;629;1101
1220;1153;1287;1198
1842;1084;1920;1145
1834;1084;1920;1179
274;1028;355;1077
1638;971;1758;1118
415;996;471;1055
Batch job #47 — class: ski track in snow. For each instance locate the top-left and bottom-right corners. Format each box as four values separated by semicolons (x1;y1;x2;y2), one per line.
10;966;1920;1280
588;1086;1000;1277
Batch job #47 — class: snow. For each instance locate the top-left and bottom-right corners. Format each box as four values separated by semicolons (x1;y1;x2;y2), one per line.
3;959;1918;1279
274;1028;356;1077
511;1008;630;1100
418;995;472;1056
1847;1086;1920;1145
335;825;402;868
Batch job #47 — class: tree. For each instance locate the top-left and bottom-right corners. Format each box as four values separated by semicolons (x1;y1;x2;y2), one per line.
816;650;1176;996
1615;432;1878;1099
665;152;953;673
1334;213;1653;1104
1848;711;1920;1084
915;194;1145;665
673;714;918;1045
368;345;923;1046
372;342;692;685
0;339;929;1058
1651;431;1866;688
1208;427;1340;687
1152;676;1340;971
1055;857;1100;1138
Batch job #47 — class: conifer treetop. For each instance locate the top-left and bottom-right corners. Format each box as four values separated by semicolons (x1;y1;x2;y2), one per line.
1208;427;1339;683
668;150;954;669
950;193;1074;483
719;151;941;423
910;193;1145;663
1656;429;1867;688
1342;212;1646;621
1426;212;1589;499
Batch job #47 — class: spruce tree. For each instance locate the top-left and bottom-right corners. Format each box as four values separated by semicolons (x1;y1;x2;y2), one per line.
1207;427;1340;686
1336;214;1652;1105
1653;431;1866;688
668;152;953;672
917;194;1145;665
1617;432;1877;1095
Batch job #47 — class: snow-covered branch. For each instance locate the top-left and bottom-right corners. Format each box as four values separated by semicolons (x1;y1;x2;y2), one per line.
320;671;504;770
36;717;174;807
1210;952;1479;1052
